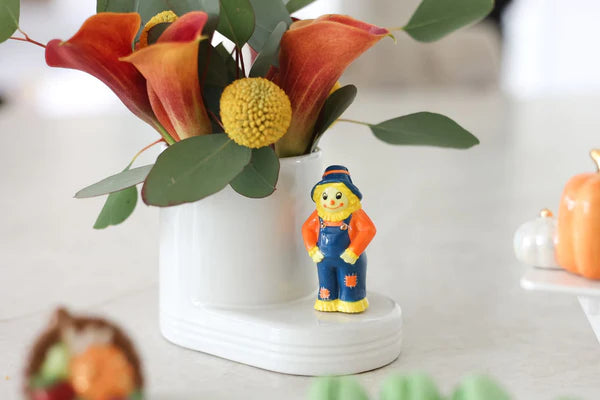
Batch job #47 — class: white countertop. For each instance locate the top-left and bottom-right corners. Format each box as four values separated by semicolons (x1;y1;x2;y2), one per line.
1;87;599;399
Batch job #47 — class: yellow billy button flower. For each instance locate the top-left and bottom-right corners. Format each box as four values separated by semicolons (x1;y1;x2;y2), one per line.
138;10;178;49
220;78;292;148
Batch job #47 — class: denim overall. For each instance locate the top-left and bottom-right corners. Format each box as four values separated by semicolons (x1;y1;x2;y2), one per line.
317;215;367;302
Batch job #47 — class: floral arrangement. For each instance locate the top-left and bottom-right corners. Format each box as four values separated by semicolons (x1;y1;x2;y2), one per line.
1;0;492;228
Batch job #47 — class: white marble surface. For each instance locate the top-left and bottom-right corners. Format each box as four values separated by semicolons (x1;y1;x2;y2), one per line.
1;87;600;399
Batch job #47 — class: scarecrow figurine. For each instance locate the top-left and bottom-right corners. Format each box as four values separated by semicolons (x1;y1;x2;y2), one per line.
302;165;376;313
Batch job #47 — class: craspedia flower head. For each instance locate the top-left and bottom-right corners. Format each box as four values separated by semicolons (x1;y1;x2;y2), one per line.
138;10;178;49
220;77;292;148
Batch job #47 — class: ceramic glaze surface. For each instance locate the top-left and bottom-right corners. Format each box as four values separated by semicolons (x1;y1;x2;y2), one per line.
302;166;376;313
513;212;558;268
556;150;600;279
159;151;321;308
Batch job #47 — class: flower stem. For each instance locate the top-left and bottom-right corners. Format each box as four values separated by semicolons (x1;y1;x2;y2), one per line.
154;123;176;145
337;118;371;127
128;138;165;168
208;110;224;131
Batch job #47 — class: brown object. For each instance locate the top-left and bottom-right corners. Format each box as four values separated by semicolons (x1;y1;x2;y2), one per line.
24;308;143;398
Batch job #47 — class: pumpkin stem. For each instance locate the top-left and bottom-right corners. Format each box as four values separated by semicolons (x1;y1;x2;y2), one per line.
540;208;553;218
591;149;600;172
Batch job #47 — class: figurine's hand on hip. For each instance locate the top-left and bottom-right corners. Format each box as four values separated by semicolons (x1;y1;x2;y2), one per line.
340;248;359;265
308;246;325;263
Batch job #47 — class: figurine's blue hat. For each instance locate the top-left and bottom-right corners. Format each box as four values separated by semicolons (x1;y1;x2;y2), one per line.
311;165;362;201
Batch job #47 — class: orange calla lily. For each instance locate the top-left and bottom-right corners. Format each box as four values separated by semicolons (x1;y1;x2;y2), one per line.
45;13;158;130
268;15;390;157
122;12;212;140
45;11;212;142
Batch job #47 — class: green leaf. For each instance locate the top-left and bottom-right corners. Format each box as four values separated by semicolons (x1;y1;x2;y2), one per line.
451;375;511;400
230;147;279;198
147;22;171;45
380;373;442;400
404;0;494;42
249;21;287;77
200;43;241;130
171;0;220;33
142;134;251;206
370;112;479;149
217;0;255;47
93;186;138;229
309;377;369;400
285;0;316;14
0;0;19;43
311;85;357;152
248;0;291;52
75;165;154;198
97;0;220;34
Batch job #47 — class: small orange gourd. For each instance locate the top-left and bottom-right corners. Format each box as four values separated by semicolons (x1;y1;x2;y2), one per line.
556;149;600;279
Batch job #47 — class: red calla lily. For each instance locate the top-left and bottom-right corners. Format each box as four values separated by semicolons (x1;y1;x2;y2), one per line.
45;11;212;142
268;15;390;157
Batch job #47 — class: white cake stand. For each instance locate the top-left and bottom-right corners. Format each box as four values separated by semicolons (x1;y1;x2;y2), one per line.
521;267;600;343
160;291;402;376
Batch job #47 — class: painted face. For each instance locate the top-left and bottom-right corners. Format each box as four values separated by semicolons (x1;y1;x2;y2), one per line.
320;186;349;214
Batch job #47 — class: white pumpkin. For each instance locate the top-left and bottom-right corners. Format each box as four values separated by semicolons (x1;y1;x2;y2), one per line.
514;209;559;268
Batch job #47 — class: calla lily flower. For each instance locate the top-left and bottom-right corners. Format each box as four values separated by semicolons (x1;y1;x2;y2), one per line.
45;12;212;142
268;15;390;157
122;12;212;140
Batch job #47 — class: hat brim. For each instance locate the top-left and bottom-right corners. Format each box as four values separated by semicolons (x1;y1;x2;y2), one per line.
310;178;362;201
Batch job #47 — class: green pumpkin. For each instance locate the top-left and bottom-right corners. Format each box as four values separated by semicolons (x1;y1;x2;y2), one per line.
379;373;442;400
309;376;369;400
451;375;511;400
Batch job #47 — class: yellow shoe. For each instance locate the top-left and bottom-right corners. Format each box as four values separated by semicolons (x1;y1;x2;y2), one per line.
314;299;338;312
337;298;369;313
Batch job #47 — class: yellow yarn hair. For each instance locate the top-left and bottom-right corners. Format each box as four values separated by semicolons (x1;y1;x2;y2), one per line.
313;183;361;222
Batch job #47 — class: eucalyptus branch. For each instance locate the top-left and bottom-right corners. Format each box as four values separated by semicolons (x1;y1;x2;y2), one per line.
337;118;371;127
127;138;165;168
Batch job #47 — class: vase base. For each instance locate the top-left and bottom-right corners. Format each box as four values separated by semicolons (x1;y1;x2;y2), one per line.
159;291;402;376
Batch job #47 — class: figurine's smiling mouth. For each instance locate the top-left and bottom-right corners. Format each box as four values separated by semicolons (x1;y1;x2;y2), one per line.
323;203;344;209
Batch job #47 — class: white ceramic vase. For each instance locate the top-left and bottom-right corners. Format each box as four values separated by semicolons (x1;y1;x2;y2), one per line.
159;151;403;375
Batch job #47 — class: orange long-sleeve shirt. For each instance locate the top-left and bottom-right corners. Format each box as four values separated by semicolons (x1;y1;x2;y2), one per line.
302;209;376;256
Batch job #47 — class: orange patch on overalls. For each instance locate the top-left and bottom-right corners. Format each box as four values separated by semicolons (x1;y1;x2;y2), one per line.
345;274;357;288
319;287;331;299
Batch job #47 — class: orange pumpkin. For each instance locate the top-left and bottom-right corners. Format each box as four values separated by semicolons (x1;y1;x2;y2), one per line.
556;149;600;279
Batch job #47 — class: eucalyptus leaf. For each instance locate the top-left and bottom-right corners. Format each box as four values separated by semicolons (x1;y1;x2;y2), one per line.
311;85;357;152
404;0;494;42
0;0;19;43
231;147;280;198
147;22;171;45
93;186;138;229
97;0;219;33
142;134;251;206
285;0;316;14
451;375;511;400
248;0;291;52
217;0;255;47
249;21;287;77
370;112;479;149
75;165;154;198
200;42;240;130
